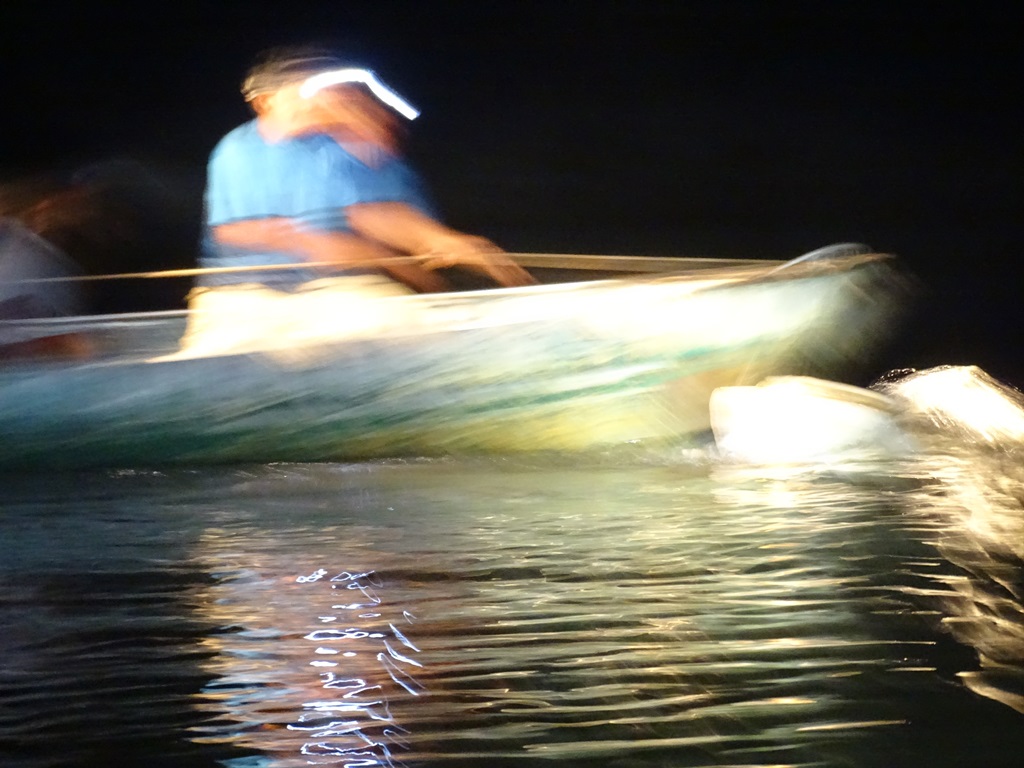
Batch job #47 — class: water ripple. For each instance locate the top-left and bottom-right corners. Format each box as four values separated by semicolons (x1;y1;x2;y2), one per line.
2;460;1024;766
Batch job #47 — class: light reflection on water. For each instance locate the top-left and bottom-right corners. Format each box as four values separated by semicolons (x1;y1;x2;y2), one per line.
1;452;1024;767
895;449;1024;716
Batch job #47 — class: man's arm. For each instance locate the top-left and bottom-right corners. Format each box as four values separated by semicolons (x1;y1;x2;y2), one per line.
212;217;449;292
214;218;389;266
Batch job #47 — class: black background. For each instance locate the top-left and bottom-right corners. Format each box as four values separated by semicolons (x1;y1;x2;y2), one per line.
3;0;1020;384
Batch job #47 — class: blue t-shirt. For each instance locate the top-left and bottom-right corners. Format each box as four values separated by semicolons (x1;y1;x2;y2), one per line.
201;120;434;287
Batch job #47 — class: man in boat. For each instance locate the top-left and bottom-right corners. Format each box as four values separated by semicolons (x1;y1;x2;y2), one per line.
200;47;533;294
0;216;90;359
6;160;199;313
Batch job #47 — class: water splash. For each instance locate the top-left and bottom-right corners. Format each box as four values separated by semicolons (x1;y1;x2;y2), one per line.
711;364;1024;719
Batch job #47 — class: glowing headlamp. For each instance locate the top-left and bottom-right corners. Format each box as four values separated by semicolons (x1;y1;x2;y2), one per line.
299;68;420;120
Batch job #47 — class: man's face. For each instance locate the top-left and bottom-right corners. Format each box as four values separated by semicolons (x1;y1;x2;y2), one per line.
309;85;400;150
260;82;324;136
261;82;399;150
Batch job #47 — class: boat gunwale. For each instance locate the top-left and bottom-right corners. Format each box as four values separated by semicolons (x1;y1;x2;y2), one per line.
0;251;895;333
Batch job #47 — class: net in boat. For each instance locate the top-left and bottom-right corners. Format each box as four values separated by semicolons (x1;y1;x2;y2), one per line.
169;275;417;361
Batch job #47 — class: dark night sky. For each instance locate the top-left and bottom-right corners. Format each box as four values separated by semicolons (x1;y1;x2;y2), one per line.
3;0;1021;383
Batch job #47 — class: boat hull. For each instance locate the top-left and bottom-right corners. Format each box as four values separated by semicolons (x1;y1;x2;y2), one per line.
0;253;907;469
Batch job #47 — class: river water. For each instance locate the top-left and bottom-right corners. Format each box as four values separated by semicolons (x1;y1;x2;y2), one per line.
3;442;1024;768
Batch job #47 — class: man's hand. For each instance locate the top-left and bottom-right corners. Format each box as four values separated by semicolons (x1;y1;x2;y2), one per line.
416;233;536;287
346;202;538;288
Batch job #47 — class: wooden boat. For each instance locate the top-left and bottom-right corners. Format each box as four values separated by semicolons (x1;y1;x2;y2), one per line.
0;247;909;469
